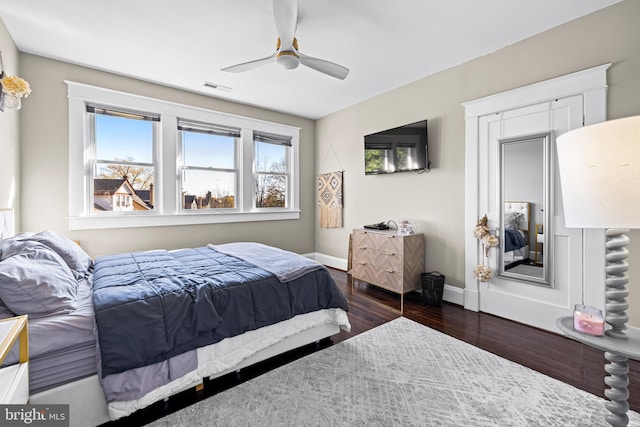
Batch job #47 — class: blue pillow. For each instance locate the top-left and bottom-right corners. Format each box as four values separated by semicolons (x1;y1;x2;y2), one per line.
0;241;79;318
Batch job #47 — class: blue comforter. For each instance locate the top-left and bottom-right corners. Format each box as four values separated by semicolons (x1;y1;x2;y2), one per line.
93;245;348;377
504;228;526;252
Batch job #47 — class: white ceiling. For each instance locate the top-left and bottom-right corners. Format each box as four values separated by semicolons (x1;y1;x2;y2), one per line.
0;0;621;119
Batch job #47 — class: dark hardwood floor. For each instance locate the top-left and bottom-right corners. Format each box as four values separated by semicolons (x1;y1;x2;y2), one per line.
107;267;640;426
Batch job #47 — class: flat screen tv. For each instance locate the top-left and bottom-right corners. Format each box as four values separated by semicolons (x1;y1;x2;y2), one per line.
364;119;429;175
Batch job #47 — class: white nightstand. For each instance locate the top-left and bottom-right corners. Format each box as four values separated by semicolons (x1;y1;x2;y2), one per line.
0;315;29;404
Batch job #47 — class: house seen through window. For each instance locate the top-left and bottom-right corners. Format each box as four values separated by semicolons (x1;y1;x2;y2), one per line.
91;105;157;213
179;120;238;210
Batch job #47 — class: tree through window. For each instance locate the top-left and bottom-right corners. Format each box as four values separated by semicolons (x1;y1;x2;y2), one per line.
254;132;291;208
89;105;157;212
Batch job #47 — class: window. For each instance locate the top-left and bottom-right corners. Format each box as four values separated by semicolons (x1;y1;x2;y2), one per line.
88;105;158;213
254;132;291;209
365;143;394;173
66;81;300;230
179;120;240;211
395;143;418;171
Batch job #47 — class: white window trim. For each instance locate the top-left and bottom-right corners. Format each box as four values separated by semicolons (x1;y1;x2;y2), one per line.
66;81;300;230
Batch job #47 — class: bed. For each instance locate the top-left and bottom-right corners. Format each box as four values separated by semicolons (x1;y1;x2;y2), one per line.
0;231;350;426
503;201;530;268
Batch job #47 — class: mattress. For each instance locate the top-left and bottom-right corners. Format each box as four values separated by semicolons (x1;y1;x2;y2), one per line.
29;343;96;394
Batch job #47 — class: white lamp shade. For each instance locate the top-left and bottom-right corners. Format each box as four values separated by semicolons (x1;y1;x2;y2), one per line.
556;115;640;229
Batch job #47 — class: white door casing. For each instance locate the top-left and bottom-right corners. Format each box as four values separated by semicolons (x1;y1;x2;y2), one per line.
463;64;610;333
479;96;583;327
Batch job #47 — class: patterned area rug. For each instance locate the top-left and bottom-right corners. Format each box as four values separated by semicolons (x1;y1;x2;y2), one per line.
148;317;640;426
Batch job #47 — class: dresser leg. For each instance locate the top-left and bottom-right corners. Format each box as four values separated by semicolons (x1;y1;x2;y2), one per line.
604;351;630;426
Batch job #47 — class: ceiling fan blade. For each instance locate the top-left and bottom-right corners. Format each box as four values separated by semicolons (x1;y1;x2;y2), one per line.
273;0;297;49
298;53;349;80
221;53;277;73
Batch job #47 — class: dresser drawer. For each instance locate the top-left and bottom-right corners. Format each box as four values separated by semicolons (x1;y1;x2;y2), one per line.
352;263;402;292
352;230;403;254
352;246;401;271
352;229;368;243
378;235;403;254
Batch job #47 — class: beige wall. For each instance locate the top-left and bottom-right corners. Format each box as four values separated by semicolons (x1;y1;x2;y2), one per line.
315;1;640;322
6;2;640;323
0;18;20;227
17;54;316;257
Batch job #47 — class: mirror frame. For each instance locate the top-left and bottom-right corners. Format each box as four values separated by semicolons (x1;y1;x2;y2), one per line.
498;131;553;287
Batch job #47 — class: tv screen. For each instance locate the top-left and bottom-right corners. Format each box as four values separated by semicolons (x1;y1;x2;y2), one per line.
364;120;429;175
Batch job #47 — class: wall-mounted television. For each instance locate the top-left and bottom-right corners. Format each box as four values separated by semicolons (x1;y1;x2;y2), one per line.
364;119;429;175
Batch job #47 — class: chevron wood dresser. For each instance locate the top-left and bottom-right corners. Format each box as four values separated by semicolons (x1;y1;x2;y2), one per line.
350;228;424;313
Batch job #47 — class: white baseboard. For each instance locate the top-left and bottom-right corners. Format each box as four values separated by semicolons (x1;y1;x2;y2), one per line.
443;284;464;306
463;288;480;312
306;252;349;271
308;252;464;307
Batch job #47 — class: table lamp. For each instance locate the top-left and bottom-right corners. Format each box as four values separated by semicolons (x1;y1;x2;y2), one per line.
556;115;640;340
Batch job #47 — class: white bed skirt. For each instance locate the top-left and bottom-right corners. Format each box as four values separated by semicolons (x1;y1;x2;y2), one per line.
30;308;350;427
504;245;530;265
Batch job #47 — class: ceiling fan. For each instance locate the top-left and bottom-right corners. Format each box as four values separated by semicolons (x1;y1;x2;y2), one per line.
221;0;350;80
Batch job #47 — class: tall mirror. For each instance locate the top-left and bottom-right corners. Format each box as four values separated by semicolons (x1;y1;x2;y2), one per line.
498;132;553;287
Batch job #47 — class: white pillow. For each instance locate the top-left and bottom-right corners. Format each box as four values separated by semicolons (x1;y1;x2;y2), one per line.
504;210;522;229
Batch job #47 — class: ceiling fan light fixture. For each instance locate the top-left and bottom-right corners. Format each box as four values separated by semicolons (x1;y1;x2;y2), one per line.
276;51;299;70
220;0;348;79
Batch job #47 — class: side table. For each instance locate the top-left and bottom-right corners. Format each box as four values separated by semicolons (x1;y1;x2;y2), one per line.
0;315;29;404
557;316;640;426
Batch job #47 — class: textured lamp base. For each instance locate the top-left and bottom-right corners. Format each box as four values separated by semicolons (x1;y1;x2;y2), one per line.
605;229;630;340
604;351;630;427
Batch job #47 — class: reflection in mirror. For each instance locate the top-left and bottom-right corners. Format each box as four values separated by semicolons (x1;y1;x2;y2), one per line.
498;132;553;287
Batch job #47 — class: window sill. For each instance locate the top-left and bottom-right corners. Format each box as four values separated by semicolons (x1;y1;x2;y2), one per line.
68;210;301;231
